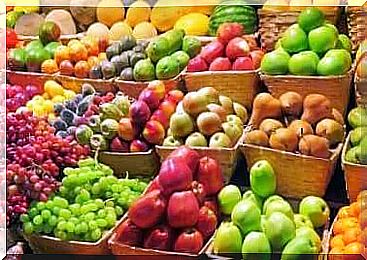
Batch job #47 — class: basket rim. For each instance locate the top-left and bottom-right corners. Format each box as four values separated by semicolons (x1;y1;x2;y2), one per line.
183;69;260;77
258;7;339;15
341;132;367;169
6;69;57;77
98;149;154;156
260;68;354;80
114;70;183;85
55;72;115;83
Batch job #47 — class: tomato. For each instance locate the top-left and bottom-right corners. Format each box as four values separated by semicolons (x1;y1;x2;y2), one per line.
6;29;18;49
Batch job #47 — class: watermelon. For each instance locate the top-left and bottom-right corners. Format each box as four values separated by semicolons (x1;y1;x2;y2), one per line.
39;21;61;45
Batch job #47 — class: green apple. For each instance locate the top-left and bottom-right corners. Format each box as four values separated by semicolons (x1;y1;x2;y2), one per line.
162;136;182;147
294;214;314;229
233;102;248;124
299;196;330;228
324;49;352;70
351;127;367;146
358;137;367;164
298;7;325;33
261;49;291;75
242;231;271;260
169;111;194;138
218;185;242;215
213;221;243;254
337;34;353;53
317;51;351;76
264;199;294;221
288;51;319;76
308;25;338;54
263;212;296;252
242;190;263;210
260;215;266;232
231;200;261;236
345;146;361;164
250;160;277;198
281;236;319;260
185;132;208;147
348;107;367;129
227;115;243;128
296;226;321;252
280;24;308;54
222;121;243;146
209;132;232;148
263;195;284;214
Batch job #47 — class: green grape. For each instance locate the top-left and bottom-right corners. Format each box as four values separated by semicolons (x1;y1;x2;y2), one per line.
48;215;58;227
74;224;83;235
45;200;54;210
78;172;89;184
106;214;116;228
111;184;120;193
90;228;102;242
114;206;124;217
41;209;52;220
69;217;79;224
78;158;95;168
96;219;108;228
34;224;43;233
20;214;30;223
28;208;39;218
84;183;92;191
105;207;115;215
69;204;81;216
52;206;61;216
33;215;43;225
63;167;75;175
84;232;92;242
57;220;67;231
36;202;46;211
59;186;68;196
59;209;72;219
97;209;107;219
105;201;114;208
100;165;113;175
57;231;68;241
65;222;75;233
74;186;82;195
80;205;90;215
117;197;127;207
66;232;75;241
91;183;102;195
94;199;104;209
23;222;34;234
105;191;113;198
43;224;53;234
79;222;89;233
57;217;66;223
54;197;69;209
88;220;98;230
84;212;95;222
76;190;90;204
87;203;98;212
112;193;120;200
119;186;131;193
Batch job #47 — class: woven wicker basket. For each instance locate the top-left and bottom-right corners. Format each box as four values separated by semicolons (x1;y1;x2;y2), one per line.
18;33;85;46
6;70;55;90
342;133;367;202
183;70;260;110
56;73;116;93
347;5;367;52
261;69;354;116
355;51;367;105
258;8;340;51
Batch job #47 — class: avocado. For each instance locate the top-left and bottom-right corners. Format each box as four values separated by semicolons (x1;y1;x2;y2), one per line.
182;36;201;58
120;35;137;51
171;51;190;70
156;56;180;80
130;52;146;68
133;59;155;82
89;64;103;79
106;43;122;61
120;67;134;81
146;37;170;63
101;60;116;79
111;55;129;75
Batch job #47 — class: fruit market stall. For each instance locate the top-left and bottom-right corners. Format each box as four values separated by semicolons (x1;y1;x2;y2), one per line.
5;1;367;259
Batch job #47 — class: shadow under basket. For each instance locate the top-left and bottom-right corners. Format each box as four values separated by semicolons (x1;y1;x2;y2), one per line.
96;149;159;178
261;69;354;117
56;73;116;93
6;70;55;89
342;133;367;202
347;5;367;52
183;70;260;110
240;140;343;199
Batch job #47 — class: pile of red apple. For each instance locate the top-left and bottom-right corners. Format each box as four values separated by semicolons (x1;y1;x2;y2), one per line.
187;23;265;72
114;147;223;254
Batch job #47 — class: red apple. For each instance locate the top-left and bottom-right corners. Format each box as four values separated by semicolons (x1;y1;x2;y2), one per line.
147;80;166;101
130;139;149;152
129;100;151;125
118;118;136;141
167;146;200;173
144;224;174;251
187;56;208;72
200;41;225;64
232;57;254;71
250;50;265;69
209;57;232;71
116;219;143;246
110;137;130;152
139;89;161;112
196;206;217;239
151;109;169;129
167;191;200;228
226;37;250;61
59;60;74;76
142;120;165;145
174;228;204;254
204;197;220;219
146;178;161;193
165;90;184;104
197;157;224;196
128;190;166;229
191;181;207;205
158;100;176;118
217;22;244;45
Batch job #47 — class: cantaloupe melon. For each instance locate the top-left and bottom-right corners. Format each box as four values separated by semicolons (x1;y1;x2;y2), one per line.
87;22;110;40
288;0;312;11
97;0;125;28
45;9;77;35
125;1;151;28
174;13;209;36
109;21;133;41
133;22;158;40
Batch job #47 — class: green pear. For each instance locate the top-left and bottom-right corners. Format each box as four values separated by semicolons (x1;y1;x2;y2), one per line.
232;200;261;236
263;212;296;252
308;25;338;54
294;214;313;229
213;221;243;254
296;226;321;252
242;231;271;260
250;160;277;198
218;185;242;215
170;111;194;138
348;107;367;129
264;199;294;221
227;115;243;128
281;236;319;260
263;195;284;214
299;196;330;228
222;121;243;145
233;102;248;124
185;132;208;147
162;136;182;147
242;190;263;210
350;127;367;146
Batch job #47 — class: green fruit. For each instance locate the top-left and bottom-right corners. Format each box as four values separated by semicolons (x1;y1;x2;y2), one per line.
358;137;367;164
250;160;276;198
242;231;271;260
99;103;123;121
308;25;338;55
280;24;308;54
75;125;93;145
44;42;62;58
296;226;321;251
264;199;294;221
317;54;349;76
182;36;201;58
345;146;361;164
39;21;61;45
288;51;319;76
133;59;156;82
7;48;27;70
213;221;243;254
100;119;119;139
262;195;284;214
146;37;171;63
299;196;329;228
351;127;367;146
324;49;352;70
231;200;261;236
171;51;190;71
263;212;296;252
337;34;353;53
348;107;367;129
26;48;51;72
155;56;180;80
297;7;325;33
6;11;24;28
242;190;263;210
281;237;319;260
161;29;185;54
25;40;44;53
294;214;314;229
218;185;242;215
261;49;290;75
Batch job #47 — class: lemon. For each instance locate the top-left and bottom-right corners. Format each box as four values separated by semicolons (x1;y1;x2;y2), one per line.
64;89;76;100
174;13;209;36
43;100;55;113
52;95;66;104
33;105;47;117
26;100;34;111
109;21;133;41
48;113;56;122
43;93;50;99
32;95;44;103
44;80;65;98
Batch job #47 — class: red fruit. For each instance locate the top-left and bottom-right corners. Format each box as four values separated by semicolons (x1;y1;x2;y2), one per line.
74;61;90;78
139;89;161;112
6;29;18;49
129;100;151;125
209;57;231;71
196;206;217;239
110;137;129;152
174;228;204;254
232;57;254;71
165;90;184;104
98;36;109;53
146;178;161;193
250;50;265;69
158;157;193;196
151;109;169;129
116;219;143;246
59;60;74;76
143;224;174;251
204;197;220;219
118;118;136;141
191;181;206;205
130;139;149;152
167;191;200;228
167;146;200;173
197;157;224;196
217;23;244;45
187;56;208;72
200;41;225;64
142;120;165;145
226;37;250;61
128;190;166;229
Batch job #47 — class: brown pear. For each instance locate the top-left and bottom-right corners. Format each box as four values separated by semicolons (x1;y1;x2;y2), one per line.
207;103;227;122
244;130;269;147
198;87;220;104
279;91;303;117
315;119;344;146
249;93;282;128
233;102;249;124
332;108;344;125
182;92;208;116
288;120;314;138
301;94;332;125
197;112;222;136
299;135;330;159
219;95;234;114
269;128;298;152
259;119;284;136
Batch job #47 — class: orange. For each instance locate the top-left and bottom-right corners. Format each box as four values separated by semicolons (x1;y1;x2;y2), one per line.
342;218;360;231
344;242;364;254
330;235;345;248
339;206;352;219
343;228;362;245
350;202;362;218
334;219;344;235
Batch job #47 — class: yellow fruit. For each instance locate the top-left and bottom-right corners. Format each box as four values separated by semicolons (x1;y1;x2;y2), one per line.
26;100;34;111
33;105;47;117
67;39;81;48
87;22;110;40
133;22;158;40
97;0;125;28
174;13;209;36
48;113;56;122
44;80;64;98
43;100;55;113
32;95;44;103
263;0;290;11
109;21;133;41
126;1;151;28
52;95;66;104
64;90;76;100
42;93;50;100
187;0;219;15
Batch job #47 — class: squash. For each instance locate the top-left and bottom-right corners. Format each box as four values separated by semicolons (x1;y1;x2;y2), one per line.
133;22;158;40
125;1;151;28
97;0;125;28
174;13;209;36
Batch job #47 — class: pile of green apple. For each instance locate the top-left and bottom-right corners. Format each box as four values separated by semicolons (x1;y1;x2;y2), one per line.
261;7;353;76
162;87;248;148
213;160;330;258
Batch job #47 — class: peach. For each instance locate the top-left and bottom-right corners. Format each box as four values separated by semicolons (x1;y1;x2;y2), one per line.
165;90;184;104
130;139;149;152
151;109;170;130
159;100;176;118
143;120;165;145
147;80;166;101
118;118;136;141
139;89;161;112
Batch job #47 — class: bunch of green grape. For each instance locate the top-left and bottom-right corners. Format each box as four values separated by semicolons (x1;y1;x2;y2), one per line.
21;158;149;242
